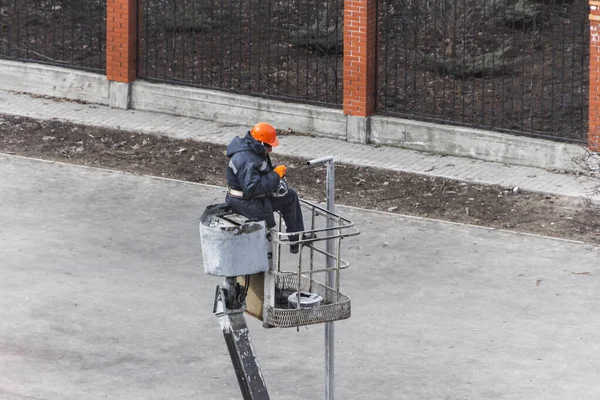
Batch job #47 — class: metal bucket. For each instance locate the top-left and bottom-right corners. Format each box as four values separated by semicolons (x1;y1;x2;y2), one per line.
199;204;269;277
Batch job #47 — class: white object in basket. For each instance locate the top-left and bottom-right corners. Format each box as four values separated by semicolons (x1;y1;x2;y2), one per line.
288;291;323;309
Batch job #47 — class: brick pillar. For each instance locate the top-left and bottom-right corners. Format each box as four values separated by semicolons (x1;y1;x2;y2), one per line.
590;1;600;151
343;0;377;117
106;0;137;83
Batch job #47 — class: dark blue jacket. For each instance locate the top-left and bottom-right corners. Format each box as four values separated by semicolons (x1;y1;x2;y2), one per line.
225;132;281;226
226;132;280;196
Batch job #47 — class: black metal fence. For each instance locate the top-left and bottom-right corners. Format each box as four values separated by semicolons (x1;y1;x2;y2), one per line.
0;0;106;73
377;0;589;143
0;0;591;142
139;0;343;107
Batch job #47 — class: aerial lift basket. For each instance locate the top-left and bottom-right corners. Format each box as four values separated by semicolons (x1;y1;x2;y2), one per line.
238;199;359;328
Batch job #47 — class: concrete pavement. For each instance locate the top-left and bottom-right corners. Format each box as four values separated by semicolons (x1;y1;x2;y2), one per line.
0;89;598;200
2;154;600;399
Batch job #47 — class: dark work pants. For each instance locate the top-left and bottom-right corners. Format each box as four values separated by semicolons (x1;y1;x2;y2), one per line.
226;188;304;239
270;188;304;238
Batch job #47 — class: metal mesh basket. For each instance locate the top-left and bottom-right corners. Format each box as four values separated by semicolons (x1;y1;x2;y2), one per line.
265;273;351;328
263;199;359;328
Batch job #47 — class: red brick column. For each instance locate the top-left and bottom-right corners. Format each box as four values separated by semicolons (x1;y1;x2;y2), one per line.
343;0;377;117
590;1;600;151
106;0;137;83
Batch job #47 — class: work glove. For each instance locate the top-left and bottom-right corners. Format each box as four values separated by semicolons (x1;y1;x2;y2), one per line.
273;165;287;178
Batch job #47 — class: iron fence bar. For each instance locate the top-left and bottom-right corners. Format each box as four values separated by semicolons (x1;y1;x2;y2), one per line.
84;1;88;67
60;0;67;60
433;1;437;117
247;0;252;92
25;0;29;60
172;0;177;79
202;0;208;86
256;0;261;93
71;0;75;65
26;0;31;60
451;0;456;121
539;1;545;135
501;0;506;130
295;0;300;98
181;0;186;82
228;0;233;89
391;1;398;113
144;0;149;77
91;0;95;69
153;1;158;79
335;0;340;104
520;2;526;132
41;0;45;61
219;0;224;88
560;0;566;136
460;0;466;123
481;0;487;127
382;0;388;111
102;0;107;70
305;0;309;100
490;0;496;127
470;1;476;125
324;0;329;102
86;1;90;68
285;0;291;96
441;0;447;118
315;0;319;100
275;0;281;96
239;0;243;90
1;0;4;55
9;0;14;57
581;3;590;133
267;0;272;95
163;1;168;80
551;3;556;135
210;0;216;87
16;0;20;59
403;1;409;113
0;0;3;55
572;1;577;133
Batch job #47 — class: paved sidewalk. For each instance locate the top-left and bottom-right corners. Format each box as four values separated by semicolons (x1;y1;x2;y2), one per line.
2;154;600;400
0;89;597;199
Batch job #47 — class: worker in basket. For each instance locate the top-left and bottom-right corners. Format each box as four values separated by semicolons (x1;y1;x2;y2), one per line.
225;122;314;254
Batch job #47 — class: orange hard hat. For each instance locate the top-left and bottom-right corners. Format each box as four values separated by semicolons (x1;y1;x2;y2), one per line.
250;122;279;147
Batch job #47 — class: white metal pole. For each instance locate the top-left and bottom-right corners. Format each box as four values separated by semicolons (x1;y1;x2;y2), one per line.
324;160;335;400
306;156;336;400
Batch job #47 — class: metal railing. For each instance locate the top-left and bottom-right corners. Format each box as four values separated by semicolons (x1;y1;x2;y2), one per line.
0;0;106;73
377;0;589;143
139;0;343;107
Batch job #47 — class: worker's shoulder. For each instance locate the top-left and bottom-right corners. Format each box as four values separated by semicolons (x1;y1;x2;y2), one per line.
231;149;264;164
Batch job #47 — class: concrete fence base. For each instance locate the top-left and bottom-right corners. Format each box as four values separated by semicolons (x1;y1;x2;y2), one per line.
0;59;587;172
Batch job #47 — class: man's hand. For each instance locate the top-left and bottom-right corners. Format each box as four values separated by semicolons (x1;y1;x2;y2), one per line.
274;165;287;178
